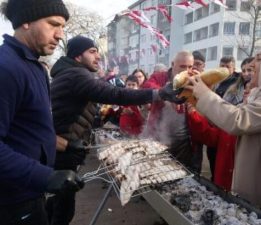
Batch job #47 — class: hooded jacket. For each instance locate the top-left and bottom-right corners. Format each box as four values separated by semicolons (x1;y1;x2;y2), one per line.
51;56;154;142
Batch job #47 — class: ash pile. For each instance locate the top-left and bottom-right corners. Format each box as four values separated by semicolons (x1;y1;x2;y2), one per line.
159;177;261;225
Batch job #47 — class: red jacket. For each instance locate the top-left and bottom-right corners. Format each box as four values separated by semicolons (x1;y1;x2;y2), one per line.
142;71;170;137
188;111;236;191
119;105;144;136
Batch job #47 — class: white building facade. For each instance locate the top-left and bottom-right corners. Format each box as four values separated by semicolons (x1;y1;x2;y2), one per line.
170;0;261;70
107;0;259;74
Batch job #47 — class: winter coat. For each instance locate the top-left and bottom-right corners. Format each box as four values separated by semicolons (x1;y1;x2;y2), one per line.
188;111;236;191
195;87;261;206
119;105;144;136
51;56;154;142
215;72;240;98
0;35;56;205
223;76;245;105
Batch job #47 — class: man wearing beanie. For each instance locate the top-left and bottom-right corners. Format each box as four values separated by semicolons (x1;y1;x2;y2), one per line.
47;35;185;225
0;1;84;225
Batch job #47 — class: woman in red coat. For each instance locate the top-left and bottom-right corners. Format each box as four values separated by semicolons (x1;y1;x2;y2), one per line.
188;108;236;191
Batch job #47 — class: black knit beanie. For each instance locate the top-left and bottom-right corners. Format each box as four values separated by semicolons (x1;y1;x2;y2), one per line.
67;36;98;59
5;0;69;29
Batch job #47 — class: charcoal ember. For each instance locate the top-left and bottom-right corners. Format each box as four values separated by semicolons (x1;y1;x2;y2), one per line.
201;209;218;225
156;183;173;193
170;194;191;212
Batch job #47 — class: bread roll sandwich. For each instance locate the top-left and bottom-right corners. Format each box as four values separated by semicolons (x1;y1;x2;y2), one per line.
173;68;230;105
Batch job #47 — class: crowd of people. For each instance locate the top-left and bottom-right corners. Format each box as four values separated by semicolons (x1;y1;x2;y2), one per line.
98;47;261;210
0;0;260;225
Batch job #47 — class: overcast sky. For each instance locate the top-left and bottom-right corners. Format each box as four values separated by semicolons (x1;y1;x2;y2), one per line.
0;0;136;43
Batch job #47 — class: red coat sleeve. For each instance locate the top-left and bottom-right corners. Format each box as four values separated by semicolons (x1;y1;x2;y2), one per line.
188;111;220;147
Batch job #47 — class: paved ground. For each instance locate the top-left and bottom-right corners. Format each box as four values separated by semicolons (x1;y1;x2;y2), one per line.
71;147;211;225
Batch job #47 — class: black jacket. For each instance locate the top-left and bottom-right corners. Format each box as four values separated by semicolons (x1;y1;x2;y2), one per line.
51;57;153;140
215;72;240;98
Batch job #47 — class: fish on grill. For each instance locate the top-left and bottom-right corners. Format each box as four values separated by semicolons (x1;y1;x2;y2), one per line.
97;139;190;205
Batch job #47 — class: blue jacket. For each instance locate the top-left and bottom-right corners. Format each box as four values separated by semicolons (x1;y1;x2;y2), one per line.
0;35;56;205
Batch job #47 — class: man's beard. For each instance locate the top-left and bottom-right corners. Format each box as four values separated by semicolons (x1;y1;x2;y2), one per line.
87;66;98;72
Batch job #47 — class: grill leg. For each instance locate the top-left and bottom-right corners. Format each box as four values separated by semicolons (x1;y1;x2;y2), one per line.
89;183;113;225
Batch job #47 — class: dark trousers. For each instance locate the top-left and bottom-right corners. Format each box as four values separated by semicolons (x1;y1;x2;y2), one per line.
190;143;203;175
207;146;217;181
0;197;48;225
168;138;193;169
46;190;76;225
46;154;78;225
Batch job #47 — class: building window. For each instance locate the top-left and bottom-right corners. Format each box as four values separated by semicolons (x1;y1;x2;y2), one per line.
202;5;209;17
141;34;146;43
121;37;128;47
237;47;249;60
194;7;209;21
240;1;251;11
210;2;220;14
224;22;235;35
193;27;208;42
129;35;139;48
184;32;192;44
239;22;250;35
223;47;234;56
226;0;237;10
195;8;203;21
209;23;219;37
141;1;147;8
185;12;193;24
256;22;261;38
208;46;217;61
130;23;138;33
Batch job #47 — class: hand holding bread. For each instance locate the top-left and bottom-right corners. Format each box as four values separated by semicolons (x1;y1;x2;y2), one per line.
173;68;230;105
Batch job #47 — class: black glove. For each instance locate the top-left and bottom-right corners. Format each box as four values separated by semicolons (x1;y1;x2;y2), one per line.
46;170;84;194
158;83;186;104
66;139;89;165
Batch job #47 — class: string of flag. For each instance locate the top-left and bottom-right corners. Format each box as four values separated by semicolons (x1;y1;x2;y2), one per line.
120;0;226;49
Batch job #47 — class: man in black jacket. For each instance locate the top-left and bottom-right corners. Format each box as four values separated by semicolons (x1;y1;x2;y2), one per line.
47;35;184;225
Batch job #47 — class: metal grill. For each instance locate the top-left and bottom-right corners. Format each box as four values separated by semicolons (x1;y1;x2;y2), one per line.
82;130;193;205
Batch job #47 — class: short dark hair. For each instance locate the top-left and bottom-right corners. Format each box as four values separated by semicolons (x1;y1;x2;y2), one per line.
126;75;139;85
192;51;205;63
220;56;235;64
241;57;255;68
